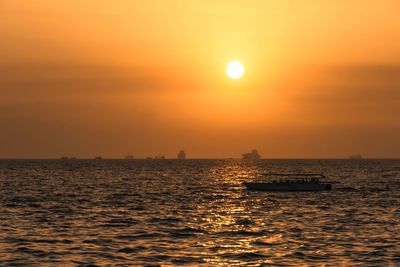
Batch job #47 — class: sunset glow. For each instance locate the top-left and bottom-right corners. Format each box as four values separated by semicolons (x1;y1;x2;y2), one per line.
1;2;400;267
0;0;399;158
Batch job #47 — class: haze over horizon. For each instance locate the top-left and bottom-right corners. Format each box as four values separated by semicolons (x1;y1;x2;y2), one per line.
1;1;400;159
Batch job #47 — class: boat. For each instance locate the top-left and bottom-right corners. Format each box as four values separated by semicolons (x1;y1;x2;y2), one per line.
243;173;332;191
177;150;186;160
242;149;261;160
60;156;77;160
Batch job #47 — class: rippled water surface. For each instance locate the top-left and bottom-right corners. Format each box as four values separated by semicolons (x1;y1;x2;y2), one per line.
1;159;400;266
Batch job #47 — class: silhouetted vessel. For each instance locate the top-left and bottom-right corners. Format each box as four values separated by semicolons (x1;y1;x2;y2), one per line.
94;156;103;160
124;155;134;159
349;154;362;159
242;149;261;160
60;156;77;160
177;150;186;160
243;173;332;191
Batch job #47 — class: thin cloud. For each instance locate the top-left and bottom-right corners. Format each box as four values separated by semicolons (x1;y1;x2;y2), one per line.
0;63;164;97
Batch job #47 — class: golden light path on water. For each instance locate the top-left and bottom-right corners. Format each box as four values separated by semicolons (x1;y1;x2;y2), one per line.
0;159;399;266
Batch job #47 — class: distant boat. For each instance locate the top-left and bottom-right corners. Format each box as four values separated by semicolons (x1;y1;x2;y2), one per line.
242;149;261;160
60;156;77;160
94;156;103;160
349;154;362;159
243;173;332;192
124;155;134;159
177;150;186;160
144;155;165;160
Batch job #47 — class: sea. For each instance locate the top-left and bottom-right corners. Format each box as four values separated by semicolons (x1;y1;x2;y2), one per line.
0;159;399;266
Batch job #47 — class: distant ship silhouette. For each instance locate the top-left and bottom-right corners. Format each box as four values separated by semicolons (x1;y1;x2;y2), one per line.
177;150;186;160
349;154;362;159
60;156;77;160
242;149;261;160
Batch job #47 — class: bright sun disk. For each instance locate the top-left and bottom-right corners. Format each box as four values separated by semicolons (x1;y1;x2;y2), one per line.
226;60;244;79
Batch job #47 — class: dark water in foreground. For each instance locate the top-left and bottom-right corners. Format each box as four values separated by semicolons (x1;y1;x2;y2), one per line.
0;159;399;266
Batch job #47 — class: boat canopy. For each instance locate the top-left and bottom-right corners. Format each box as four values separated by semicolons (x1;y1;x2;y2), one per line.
262;172;325;178
255;172;326;183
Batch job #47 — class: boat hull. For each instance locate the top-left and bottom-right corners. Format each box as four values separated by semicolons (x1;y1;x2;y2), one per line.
243;182;332;192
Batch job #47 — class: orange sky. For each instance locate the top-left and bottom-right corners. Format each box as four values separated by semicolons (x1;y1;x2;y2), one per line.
1;1;399;158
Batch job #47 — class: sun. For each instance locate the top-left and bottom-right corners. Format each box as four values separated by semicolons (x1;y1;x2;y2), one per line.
226;60;244;79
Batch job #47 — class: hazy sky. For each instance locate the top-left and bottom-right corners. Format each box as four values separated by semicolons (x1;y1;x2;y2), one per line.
1;1;399;158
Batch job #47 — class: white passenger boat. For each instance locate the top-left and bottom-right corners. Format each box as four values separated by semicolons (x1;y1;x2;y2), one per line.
243;173;332;192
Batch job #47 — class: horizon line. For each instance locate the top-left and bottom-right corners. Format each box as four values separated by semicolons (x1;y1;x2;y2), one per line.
0;157;399;160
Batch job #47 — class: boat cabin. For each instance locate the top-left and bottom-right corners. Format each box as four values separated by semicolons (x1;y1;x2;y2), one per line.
243;172;331;191
262;173;325;184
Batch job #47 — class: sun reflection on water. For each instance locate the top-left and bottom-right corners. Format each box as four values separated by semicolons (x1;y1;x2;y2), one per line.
0;159;399;266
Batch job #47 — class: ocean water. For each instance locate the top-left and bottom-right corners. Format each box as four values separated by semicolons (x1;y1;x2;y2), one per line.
0;159;399;266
